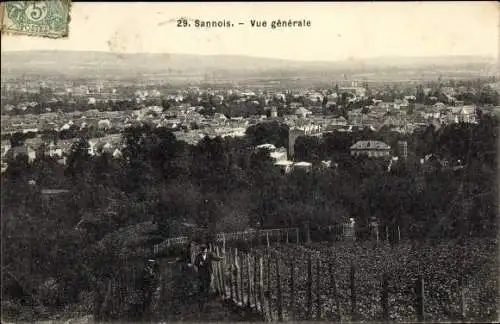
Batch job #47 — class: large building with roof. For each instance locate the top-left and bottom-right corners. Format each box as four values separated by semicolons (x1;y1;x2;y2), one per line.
350;140;391;158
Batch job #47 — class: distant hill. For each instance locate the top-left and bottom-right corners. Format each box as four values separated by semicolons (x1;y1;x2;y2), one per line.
1;50;498;79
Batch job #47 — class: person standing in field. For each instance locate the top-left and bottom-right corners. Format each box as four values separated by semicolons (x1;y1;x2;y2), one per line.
194;244;223;311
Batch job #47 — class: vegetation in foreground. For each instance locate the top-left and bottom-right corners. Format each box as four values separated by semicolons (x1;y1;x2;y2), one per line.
1;113;498;321
247;238;498;322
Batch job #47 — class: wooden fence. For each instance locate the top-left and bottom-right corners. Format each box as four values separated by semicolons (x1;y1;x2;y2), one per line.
94;222;406;321
153;227;301;255
93;257;152;322
153;222;400;256
208;244;468;322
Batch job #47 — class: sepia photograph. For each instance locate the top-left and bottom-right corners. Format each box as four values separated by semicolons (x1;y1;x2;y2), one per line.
1;1;499;323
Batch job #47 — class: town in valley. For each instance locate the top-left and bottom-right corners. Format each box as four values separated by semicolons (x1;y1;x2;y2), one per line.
1;5;499;321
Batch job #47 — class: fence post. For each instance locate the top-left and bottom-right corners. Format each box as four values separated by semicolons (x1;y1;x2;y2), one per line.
397;225;401;244
108;277;114;319
381;273;389;320
276;255;284;321
296;228;300;245
240;252;245;305
416;275;425;322
218;246;225;298
266;232;270;247
385;226;389;242
350;263;356;318
329;261;341;321
246;253;252;308
267;252;273;321
213;247;219;295
117;273;123;316
253;253;258;310
316;257;322;320
234;248;240;305
229;248;234;302
286;230;289;244
223;246;228;298
212;246;219;295
259;256;265;316
307;253;313;319
100;278;112;320
459;277;466;320
290;257;295;319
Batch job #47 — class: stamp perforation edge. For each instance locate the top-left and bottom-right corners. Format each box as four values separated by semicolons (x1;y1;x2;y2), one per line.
0;0;72;39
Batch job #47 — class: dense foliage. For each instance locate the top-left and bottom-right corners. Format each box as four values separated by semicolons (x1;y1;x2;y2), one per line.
1;113;498;320
244;239;497;322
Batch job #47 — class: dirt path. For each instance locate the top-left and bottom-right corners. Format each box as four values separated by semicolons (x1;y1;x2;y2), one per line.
152;258;252;322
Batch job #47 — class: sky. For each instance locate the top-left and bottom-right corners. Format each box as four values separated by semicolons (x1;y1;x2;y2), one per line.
1;2;499;62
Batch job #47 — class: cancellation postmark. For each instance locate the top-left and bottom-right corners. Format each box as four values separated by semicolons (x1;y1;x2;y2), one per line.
0;0;71;38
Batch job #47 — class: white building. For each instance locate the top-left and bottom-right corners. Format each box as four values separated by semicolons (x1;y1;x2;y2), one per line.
293;161;313;173
270;150;287;162
256;143;276;151
274;160;294;174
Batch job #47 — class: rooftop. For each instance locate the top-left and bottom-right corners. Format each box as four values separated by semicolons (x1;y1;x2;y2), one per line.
350;140;391;150
295;107;312;115
274;160;294;166
256;143;276;151
294;161;312;167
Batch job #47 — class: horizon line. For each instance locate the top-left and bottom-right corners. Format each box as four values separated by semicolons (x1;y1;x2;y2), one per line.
1;49;498;63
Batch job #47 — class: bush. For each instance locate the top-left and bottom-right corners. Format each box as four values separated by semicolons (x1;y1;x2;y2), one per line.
38;278;62;307
1;300;22;320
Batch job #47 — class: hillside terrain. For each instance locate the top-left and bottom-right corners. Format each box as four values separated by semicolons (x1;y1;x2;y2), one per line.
1;51;497;82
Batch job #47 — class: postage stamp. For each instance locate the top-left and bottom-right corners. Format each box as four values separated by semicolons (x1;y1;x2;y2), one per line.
0;0;71;38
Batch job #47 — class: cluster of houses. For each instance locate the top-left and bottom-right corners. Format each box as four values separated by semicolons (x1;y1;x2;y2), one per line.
0;133;125;171
2;79;494;175
0;101;482;174
344;101;478;134
2;78;486;139
255;138;400;175
254;132;463;178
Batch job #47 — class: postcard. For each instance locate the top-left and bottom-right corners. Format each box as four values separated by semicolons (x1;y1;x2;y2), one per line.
1;2;498;324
